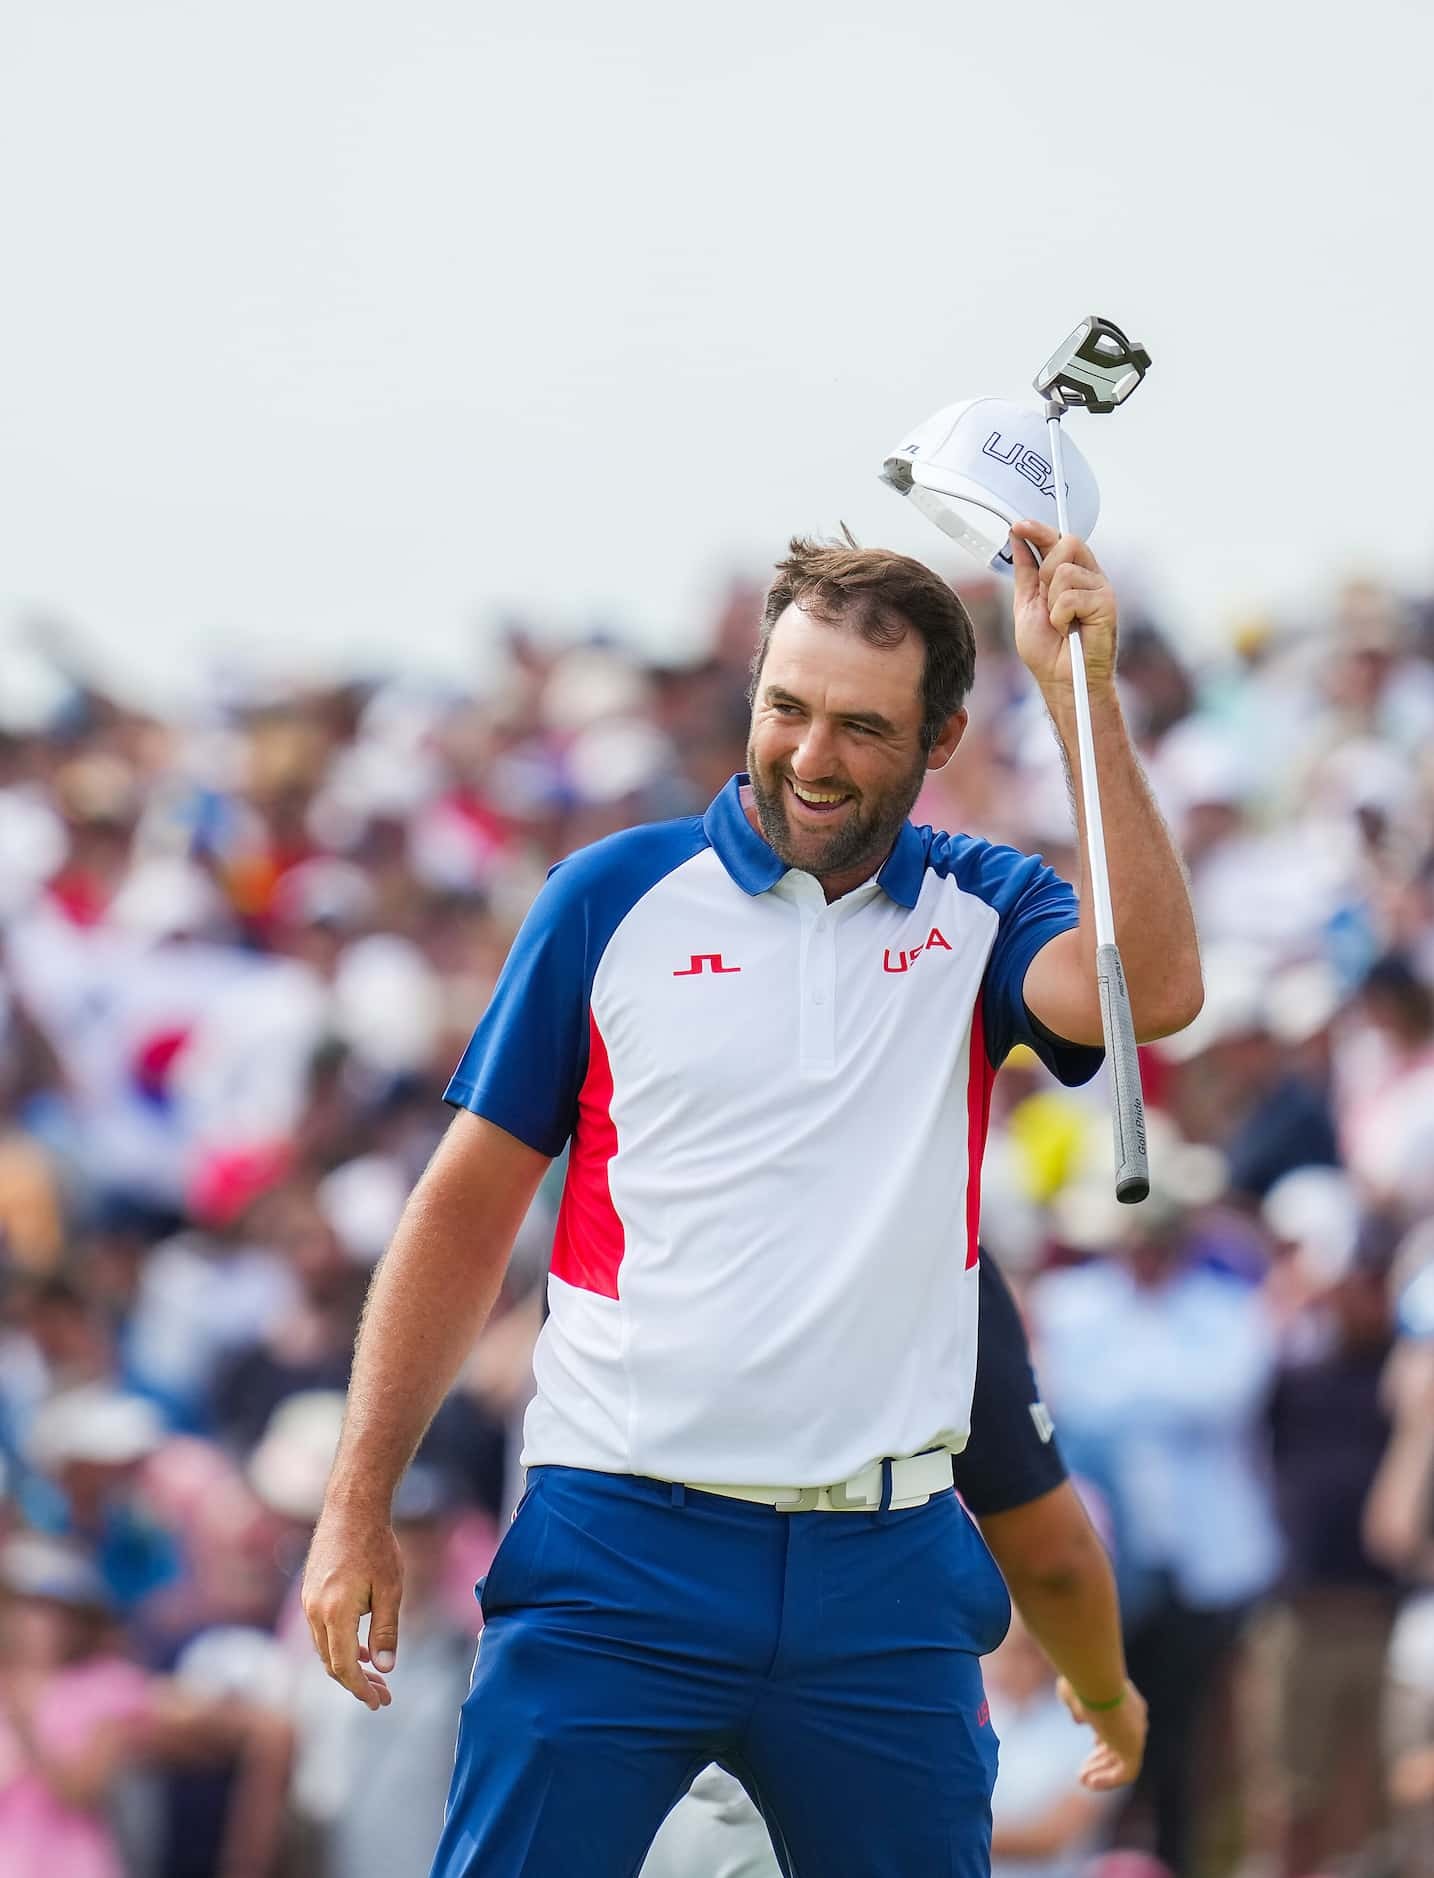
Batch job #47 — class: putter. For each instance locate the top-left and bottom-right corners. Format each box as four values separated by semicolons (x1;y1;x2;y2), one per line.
1034;316;1151;1203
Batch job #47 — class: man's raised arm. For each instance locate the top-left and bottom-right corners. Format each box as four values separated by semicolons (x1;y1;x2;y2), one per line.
1010;518;1202;1046
302;1111;549;1708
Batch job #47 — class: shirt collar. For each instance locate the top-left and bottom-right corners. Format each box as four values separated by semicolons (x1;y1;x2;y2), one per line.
704;774;926;909
875;819;925;909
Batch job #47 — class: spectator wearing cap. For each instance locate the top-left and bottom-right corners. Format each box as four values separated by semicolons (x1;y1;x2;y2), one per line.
0;1528;296;1878
0;1532;152;1878
23;1386;182;1623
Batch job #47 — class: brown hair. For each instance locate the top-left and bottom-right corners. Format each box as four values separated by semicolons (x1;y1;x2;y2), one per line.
751;531;976;751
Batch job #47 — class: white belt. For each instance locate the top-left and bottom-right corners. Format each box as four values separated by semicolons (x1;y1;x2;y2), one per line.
685;1448;954;1514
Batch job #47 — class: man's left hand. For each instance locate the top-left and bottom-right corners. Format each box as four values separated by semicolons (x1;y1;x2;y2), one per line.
1010;519;1118;699
1056;1676;1148;1790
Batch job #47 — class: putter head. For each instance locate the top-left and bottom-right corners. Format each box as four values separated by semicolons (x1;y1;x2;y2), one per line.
1035;315;1151;415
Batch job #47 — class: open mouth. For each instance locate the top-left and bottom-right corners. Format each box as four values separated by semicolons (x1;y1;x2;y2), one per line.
786;777;853;819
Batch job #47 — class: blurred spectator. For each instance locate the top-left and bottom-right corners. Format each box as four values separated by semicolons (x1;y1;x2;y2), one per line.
123;1148;299;1428
1031;1170;1280;1875
1364;1226;1434;1878
0;1532;291;1878
0;1532;153;1878
1156;949;1340;1202
1336;953;1434;1218
986;1613;1114;1878
1254;1171;1398;1875
209;1182;365;1454
22;1387;181;1625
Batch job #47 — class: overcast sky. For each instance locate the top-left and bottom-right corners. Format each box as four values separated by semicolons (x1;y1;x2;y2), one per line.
3;0;1432;702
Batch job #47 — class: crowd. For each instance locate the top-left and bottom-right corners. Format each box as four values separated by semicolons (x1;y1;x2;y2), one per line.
2;554;1434;1878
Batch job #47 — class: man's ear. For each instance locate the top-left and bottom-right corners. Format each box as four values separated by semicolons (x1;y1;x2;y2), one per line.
926;708;968;772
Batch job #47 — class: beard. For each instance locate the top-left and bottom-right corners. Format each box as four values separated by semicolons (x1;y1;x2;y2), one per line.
746;740;928;885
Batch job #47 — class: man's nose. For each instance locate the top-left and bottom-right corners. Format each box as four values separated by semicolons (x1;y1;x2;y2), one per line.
791;718;838;777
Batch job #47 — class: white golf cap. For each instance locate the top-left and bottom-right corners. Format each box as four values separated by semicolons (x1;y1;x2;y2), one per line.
879;397;1099;576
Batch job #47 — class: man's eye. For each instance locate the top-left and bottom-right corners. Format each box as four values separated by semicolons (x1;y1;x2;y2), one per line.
844;721;873;735
771;702;801;716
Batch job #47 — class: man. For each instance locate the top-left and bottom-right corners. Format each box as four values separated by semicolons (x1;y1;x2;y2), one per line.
303;521;1202;1877
640;1252;1148;1878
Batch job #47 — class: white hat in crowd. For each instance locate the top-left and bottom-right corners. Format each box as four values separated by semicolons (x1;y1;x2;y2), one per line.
246;1390;347;1523
27;1385;166;1473
317;1153;409;1266
0;1533;111;1610
1262;1167;1361;1286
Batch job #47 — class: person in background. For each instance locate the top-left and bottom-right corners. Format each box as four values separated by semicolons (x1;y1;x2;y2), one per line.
22;1385;183;1628
1364;1226;1434;1878
0;1532;292;1878
1337;954;1434;1218
987;1613;1115;1878
1255;1171;1398;1877
1031;1199;1280;1875
0;1533;153;1878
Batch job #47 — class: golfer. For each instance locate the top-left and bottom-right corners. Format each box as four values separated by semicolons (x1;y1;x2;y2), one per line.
303;519;1202;1878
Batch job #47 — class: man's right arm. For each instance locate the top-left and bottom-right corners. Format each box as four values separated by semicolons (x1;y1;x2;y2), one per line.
302;1110;549;1707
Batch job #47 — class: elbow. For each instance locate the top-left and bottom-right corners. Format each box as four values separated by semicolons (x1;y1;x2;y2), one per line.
1137;973;1204;1043
1005;1534;1107;1602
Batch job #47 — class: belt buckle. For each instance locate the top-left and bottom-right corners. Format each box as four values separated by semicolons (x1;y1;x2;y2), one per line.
826;1472;878;1511
772;1487;822;1512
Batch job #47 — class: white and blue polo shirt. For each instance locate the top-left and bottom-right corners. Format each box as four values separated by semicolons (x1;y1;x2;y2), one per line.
446;775;1100;1489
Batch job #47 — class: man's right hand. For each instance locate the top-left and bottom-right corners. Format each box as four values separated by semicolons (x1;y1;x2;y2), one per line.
301;1505;404;1711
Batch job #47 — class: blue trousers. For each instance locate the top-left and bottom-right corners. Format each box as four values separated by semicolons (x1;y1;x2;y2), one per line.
431;1465;1010;1878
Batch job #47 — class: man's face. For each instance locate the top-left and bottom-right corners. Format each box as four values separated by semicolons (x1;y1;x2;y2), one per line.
746;603;965;887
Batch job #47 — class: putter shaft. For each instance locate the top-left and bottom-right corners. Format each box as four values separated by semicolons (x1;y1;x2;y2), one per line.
1044;401;1148;1201
1044;405;1116;954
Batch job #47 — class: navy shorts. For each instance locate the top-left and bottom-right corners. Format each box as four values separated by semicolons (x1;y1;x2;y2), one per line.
430;1464;1009;1877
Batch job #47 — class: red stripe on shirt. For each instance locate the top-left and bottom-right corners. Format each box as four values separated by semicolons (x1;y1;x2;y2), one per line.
965;996;996;1269
550;1008;625;1299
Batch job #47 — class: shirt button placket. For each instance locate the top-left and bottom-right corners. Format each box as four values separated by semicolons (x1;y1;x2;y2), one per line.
804;912;837;1072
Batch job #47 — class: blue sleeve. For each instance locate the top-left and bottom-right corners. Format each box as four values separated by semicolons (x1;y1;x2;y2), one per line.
927;830;1103;1087
953;1254;1068;1516
444;818;708;1157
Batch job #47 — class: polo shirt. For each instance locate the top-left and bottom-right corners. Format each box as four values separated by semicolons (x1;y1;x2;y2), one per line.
446;775;1100;1487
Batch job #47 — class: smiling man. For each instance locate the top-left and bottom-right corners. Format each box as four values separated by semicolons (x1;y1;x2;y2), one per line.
302;523;1202;1878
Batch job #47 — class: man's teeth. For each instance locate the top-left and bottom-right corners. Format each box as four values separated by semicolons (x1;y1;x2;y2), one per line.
791;783;846;805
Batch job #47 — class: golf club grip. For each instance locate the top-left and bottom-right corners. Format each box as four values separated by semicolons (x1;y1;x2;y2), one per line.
1096;942;1150;1204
